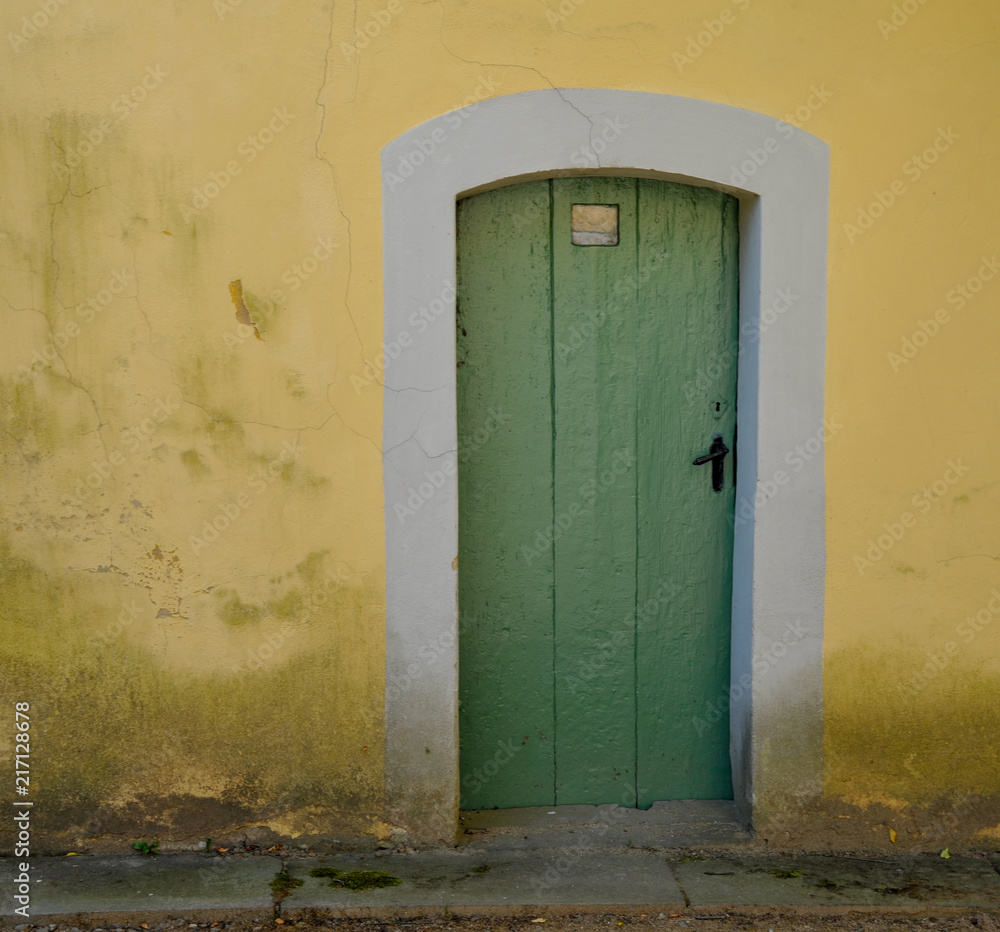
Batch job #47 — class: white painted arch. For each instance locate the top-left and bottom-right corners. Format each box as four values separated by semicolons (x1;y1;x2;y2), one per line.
381;89;828;841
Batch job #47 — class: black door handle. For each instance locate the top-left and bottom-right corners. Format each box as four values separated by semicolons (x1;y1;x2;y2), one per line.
692;434;729;492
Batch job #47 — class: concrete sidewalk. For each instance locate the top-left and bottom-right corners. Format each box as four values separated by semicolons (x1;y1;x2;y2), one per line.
5;849;1000;917
3;803;999;919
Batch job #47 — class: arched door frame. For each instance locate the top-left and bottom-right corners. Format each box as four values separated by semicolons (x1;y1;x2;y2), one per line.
381;89;829;841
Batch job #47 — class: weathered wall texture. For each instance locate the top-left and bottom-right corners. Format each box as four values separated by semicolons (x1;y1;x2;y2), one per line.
0;0;998;851
0;0;386;850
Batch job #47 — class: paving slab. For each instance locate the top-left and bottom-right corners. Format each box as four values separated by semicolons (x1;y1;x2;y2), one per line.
461;801;751;850
0;854;275;914
285;849;685;909
671;855;1000;907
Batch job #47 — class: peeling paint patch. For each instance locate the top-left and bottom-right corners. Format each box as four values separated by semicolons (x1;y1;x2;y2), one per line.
229;279;261;339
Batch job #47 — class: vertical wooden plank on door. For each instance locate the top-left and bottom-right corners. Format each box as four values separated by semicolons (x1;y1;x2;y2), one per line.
457;180;556;809
635;181;739;803
551;178;639;805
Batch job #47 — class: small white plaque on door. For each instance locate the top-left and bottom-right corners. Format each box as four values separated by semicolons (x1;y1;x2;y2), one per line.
571;204;619;246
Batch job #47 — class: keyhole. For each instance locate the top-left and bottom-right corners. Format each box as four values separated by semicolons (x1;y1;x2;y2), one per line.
714;402;721;412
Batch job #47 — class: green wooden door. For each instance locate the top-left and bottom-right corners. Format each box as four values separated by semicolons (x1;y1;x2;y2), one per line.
457;177;738;809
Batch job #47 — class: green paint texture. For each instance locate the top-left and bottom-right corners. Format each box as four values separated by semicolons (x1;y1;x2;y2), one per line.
457;179;738;809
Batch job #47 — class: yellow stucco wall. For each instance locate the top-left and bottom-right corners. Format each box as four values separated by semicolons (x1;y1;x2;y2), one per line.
0;0;998;850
